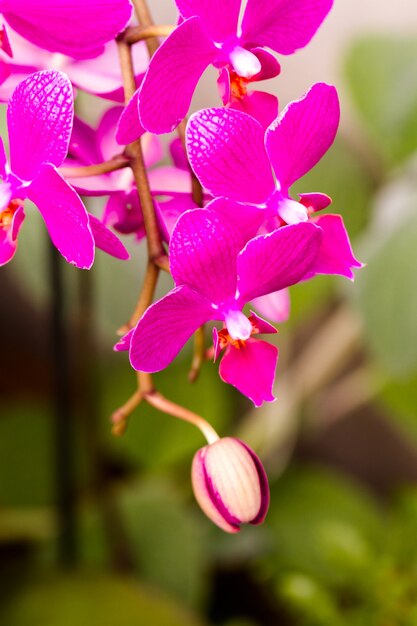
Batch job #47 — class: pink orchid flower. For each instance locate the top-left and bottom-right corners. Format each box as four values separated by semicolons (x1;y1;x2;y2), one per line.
0;0;133;59
0;27;148;102
0;70;128;268
186;83;362;283
117;0;333;139
128;209;322;405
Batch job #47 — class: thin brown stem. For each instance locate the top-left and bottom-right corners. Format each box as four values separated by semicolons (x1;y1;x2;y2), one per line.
59;156;129;178
117;261;160;335
124;24;174;45
189;326;205;382
144;390;219;444
111;390;143;436
131;0;159;56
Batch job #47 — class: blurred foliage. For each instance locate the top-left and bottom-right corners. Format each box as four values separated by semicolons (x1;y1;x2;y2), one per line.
0;573;205;626
345;36;417;168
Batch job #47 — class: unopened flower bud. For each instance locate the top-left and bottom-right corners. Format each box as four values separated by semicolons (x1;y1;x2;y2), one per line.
191;437;269;533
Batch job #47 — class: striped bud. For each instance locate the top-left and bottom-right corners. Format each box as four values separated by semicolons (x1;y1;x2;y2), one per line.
191;437;270;533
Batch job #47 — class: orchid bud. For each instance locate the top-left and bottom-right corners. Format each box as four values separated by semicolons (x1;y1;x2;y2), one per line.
191;437;270;533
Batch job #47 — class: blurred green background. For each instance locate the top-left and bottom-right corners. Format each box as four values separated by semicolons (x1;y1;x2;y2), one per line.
2;15;417;626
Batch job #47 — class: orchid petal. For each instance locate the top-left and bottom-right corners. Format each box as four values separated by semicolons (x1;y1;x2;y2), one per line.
138;17;216;133
251;290;290;323
266;83;340;191
175;0;240;41
241;0;333;55
206;197;262;243
187;107;274;203
103;191;145;240
170;209;244;304
0;205;25;265
8;70;73;181
114;329;134;353
249;312;278;335
155;196;197;242
219;339;278;407
299;192;332;212
69;116;102;164
130;285;214;372
116;89;145;145
306;213;363;280
249;48;281;81
27;164;94;269
229;90;279;130
237;222;322;302
0;136;8;177
0;0;132;58
89;214;129;261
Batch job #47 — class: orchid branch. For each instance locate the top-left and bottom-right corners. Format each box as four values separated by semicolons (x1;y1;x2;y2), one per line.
59;156;130;178
124;24;174;45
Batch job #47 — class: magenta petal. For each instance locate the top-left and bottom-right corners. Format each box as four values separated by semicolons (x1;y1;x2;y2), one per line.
116;89;146;145
266;83;340;191
155;196;197;242
249;311;277;335
206;197;262;243
138;17;216;133
251;289;290;323
0;205;25;266
0;136;8;177
306;213;363;280
237;222;322;301
241;0;333;55
249;48;281;81
27;164;94;269
1;0;132;58
89;214;129;261
219;339;278;407
299;192;332;212
187;107;275;203
175;0;240;41
130;285;214;372
0;23;12;57
229;90;279;130
114;329;134;353
8;70;73;180
170;209;244;304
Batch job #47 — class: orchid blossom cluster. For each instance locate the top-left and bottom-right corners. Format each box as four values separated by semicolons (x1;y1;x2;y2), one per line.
0;0;360;533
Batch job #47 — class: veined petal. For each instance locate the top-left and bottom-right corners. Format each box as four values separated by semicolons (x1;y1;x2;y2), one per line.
251;289;290;323
170;209;244;304
130;285;214;372
241;0;333;55
219;339;278;407
187;107;274;203
206;197;263;243
306;213;363;280
175;0;240;42
89;214;129;261
229;90;279;130
8;70;73;180
299;192;332;212
266;83;340;191
237;222;322;302
116;89;145;145
138;17;217;133
0;0;133;58
27;164;94;269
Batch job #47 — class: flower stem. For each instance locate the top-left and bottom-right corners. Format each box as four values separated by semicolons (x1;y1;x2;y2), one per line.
124;24;174;45
130;0;159;56
144;387;220;445
59;156;129;178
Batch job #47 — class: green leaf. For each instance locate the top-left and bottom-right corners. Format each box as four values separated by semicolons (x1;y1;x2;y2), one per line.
345;36;417;167
354;208;417;377
0;572;205;626
265;465;382;588
119;479;207;607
